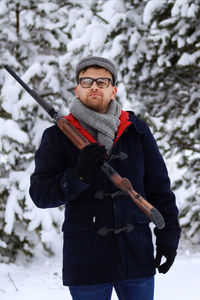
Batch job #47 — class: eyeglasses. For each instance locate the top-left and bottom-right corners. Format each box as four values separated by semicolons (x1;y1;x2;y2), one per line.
78;77;113;88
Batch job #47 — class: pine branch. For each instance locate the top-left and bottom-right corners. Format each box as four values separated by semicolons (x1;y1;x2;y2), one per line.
39;90;59;98
170;71;191;87
93;12;109;24
179;143;200;153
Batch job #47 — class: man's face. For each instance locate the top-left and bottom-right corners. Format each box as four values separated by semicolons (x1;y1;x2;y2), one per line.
75;67;117;114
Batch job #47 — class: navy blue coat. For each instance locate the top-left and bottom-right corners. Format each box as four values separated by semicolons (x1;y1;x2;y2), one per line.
29;111;181;286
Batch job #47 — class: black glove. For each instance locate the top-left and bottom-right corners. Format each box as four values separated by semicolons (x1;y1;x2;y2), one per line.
154;245;177;274
74;143;107;183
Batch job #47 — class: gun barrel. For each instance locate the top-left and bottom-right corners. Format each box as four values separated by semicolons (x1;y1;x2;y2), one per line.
4;65;32;93
4;65;60;121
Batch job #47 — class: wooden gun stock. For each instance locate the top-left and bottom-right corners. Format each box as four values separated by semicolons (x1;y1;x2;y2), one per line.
4;65;165;230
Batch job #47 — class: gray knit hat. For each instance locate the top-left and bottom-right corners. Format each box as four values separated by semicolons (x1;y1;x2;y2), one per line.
76;56;118;85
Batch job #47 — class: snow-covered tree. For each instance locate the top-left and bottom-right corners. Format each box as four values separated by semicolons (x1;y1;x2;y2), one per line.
0;0;200;262
0;0;72;261
129;0;200;243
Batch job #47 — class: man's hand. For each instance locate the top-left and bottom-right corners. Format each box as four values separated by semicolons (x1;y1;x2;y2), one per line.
74;143;107;183
154;245;177;274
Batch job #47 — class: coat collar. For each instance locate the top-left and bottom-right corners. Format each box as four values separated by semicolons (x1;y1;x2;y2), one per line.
65;111;132;144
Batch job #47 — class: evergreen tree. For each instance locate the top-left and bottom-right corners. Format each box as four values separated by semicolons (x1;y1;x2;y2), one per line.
0;0;72;261
128;0;200;243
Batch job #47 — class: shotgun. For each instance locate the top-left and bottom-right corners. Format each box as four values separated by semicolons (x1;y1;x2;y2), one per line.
4;65;165;229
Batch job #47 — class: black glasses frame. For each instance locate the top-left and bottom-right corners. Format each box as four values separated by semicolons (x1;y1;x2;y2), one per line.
78;77;113;88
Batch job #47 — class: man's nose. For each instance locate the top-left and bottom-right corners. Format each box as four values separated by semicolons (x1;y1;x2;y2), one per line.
90;80;99;89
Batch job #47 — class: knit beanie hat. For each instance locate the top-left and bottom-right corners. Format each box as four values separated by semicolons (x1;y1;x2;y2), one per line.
75;56;118;85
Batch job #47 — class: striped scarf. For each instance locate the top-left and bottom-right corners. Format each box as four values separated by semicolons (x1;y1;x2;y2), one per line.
70;99;121;154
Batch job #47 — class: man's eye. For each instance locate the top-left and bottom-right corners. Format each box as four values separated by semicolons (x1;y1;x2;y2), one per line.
83;79;92;84
98;79;107;85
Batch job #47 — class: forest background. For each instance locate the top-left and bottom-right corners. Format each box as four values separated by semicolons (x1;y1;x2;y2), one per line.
0;0;200;262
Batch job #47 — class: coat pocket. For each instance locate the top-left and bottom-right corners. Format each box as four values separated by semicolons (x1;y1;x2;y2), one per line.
63;217;95;232
63;218;98;267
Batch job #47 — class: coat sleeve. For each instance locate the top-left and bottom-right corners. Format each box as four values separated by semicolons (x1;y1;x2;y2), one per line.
139;119;181;249
29;125;89;209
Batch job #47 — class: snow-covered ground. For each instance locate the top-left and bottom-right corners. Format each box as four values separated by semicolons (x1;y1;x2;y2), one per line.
0;238;199;300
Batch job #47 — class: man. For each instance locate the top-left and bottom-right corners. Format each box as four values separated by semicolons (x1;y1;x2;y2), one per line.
30;56;181;300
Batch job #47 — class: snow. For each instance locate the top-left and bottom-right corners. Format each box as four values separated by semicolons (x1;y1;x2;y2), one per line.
37;3;58;14
111;35;126;58
0;240;200;300
129;30;141;50
0;118;29;144
67;23;110;53
187;3;198;18
110;13;126;30
0;0;7;15
177;50;200;66
171;1;183;17
99;0;125;23
90;25;109;51
143;0;167;25
4;186;23;234
171;1;198;18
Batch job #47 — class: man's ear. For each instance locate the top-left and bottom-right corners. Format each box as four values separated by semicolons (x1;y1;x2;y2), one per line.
75;85;79;98
111;86;117;100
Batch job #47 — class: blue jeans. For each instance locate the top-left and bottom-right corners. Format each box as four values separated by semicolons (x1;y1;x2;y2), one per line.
69;276;154;300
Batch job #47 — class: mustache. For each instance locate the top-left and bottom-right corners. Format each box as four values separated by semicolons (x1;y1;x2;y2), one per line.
88;91;102;96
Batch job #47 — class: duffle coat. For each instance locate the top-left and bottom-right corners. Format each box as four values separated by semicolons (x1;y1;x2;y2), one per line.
29;111;181;286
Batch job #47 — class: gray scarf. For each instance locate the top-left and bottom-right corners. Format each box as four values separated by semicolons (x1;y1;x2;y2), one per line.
70;99;121;154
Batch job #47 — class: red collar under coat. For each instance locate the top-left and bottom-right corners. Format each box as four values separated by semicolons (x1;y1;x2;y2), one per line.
64;110;132;144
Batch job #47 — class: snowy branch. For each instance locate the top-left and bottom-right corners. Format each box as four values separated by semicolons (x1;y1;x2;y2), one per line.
93;12;109;25
179;143;200;153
